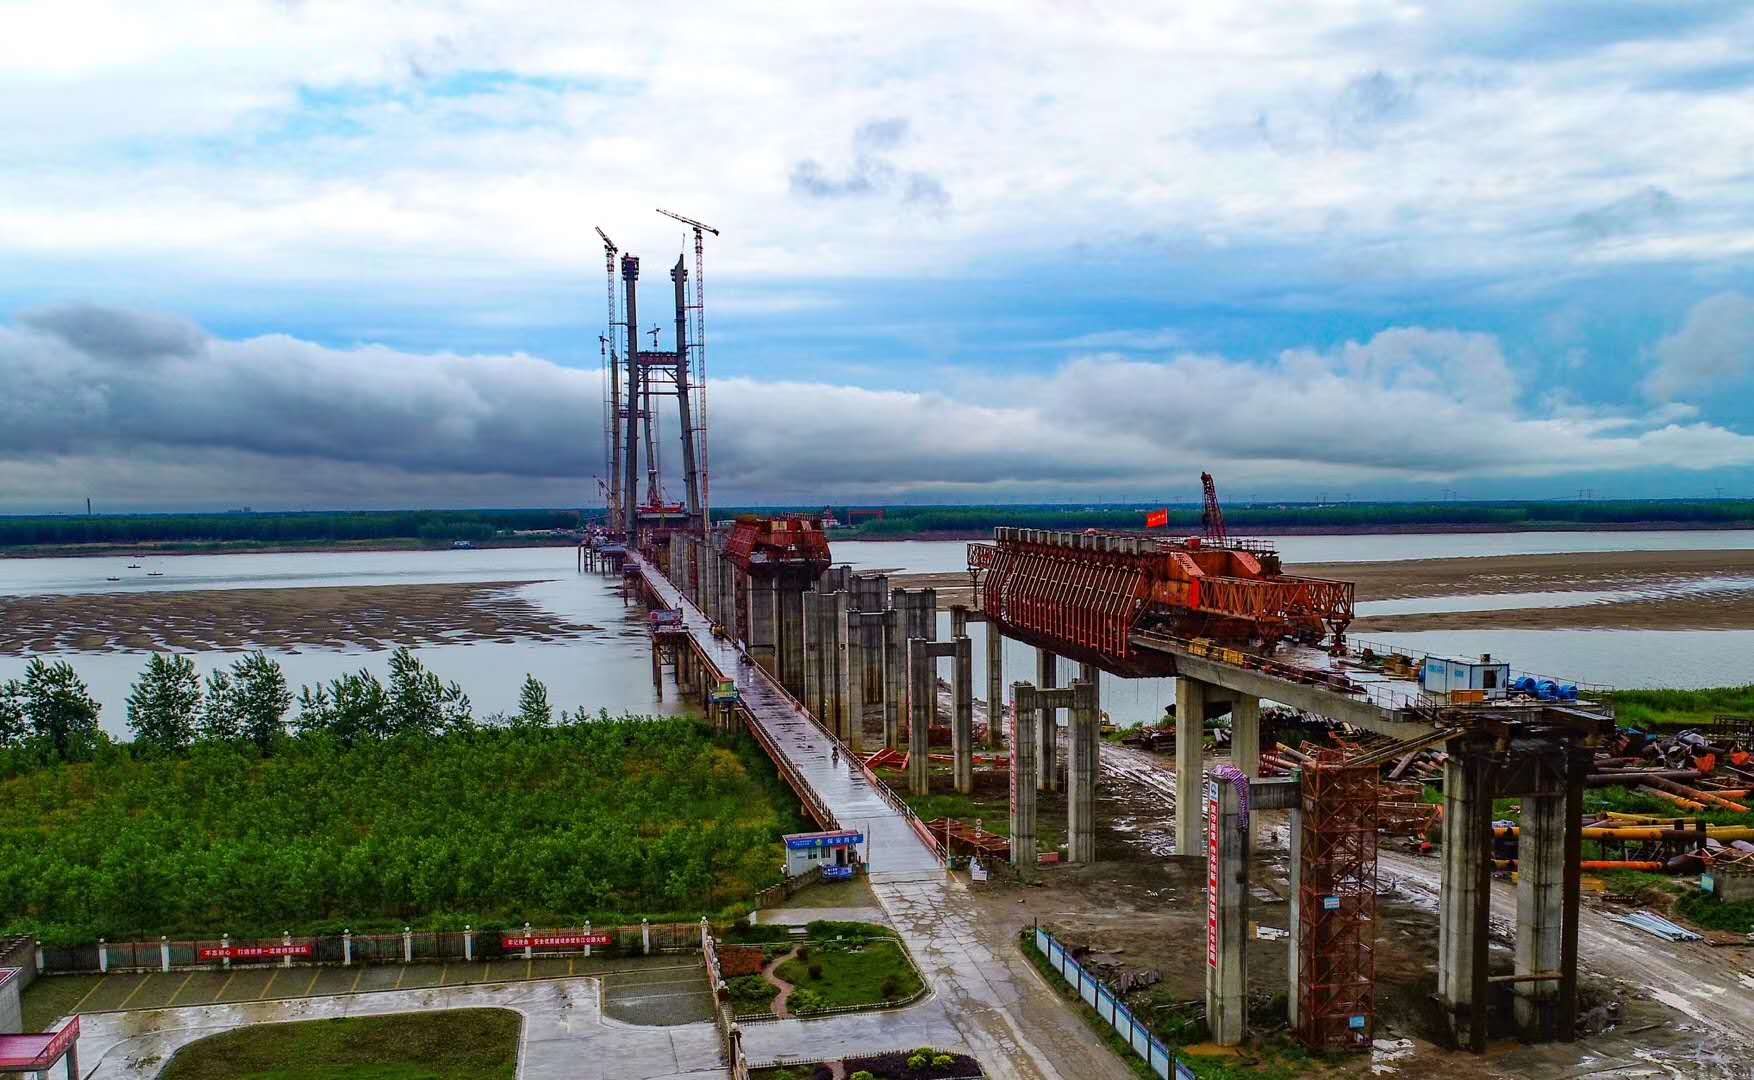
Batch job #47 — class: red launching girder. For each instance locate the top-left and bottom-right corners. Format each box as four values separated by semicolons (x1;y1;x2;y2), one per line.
981;537;1147;663
971;527;1354;671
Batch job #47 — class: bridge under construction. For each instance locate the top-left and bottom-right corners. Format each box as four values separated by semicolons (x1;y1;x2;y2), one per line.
587;218;1619;1068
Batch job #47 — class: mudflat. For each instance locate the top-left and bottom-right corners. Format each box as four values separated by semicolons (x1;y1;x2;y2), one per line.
0;580;597;655
890;548;1754;631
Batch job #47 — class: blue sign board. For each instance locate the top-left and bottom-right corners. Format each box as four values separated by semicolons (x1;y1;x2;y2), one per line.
822;865;856;881
783;830;863;850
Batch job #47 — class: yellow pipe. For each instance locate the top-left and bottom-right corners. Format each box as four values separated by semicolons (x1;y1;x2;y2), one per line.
1495;825;1754;841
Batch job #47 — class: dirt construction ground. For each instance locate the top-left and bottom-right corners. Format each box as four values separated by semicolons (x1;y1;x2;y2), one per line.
956;740;1754;1079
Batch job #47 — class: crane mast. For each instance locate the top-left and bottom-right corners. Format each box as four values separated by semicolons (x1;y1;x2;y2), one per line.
595;226;623;536
657;207;718;540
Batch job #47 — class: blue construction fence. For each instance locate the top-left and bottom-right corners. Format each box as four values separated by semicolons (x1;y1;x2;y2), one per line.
1034;927;1181;1080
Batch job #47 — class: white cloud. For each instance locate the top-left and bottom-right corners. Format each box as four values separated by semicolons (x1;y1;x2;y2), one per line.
1;1;1752;294
1645;291;1754;399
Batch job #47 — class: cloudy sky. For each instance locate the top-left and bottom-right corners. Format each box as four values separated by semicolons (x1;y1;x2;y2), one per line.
4;0;1754;511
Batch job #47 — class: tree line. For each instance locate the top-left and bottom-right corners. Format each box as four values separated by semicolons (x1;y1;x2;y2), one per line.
842;499;1754;535
0;649;563;768
0;508;584;548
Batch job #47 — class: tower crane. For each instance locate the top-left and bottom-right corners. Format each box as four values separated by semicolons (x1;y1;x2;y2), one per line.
595;226;623;535
656;208;718;538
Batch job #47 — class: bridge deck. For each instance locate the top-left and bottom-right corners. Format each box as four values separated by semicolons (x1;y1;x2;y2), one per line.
629;555;942;877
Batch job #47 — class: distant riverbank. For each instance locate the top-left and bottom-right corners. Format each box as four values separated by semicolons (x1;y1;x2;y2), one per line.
0;535;579;559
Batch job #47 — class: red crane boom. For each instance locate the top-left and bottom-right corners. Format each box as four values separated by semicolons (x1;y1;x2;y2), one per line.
1201;471;1227;544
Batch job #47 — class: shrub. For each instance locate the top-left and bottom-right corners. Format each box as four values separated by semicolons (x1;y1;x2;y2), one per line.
789;987;825;1014
880;974;901;999
851;1073;876;1080
808;962;823;980
933;1055;953;1068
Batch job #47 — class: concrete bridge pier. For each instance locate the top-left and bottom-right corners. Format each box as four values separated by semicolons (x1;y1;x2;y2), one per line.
889;588;937;751
1010;682;1040;877
907;638;936;795
906;636;973;795
1175;677;1207;855
1206;773;1250;1046
777;585;807;699
882;608;904;748
828;591;852;743
952;636;974;794
747;575;776;674
1036;649;1058;792
986;619;1005;749
1066;679;1099;863
804;590;825;721
1439;752;1493;1051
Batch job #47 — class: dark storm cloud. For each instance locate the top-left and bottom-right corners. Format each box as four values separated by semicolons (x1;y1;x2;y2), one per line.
3;305;1753;511
20;303;206;361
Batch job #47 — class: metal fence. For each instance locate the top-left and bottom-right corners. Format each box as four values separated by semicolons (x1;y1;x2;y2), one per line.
1035;927;1178;1080
37;921;709;975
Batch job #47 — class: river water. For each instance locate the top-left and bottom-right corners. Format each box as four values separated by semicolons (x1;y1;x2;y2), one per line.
3;531;1753;735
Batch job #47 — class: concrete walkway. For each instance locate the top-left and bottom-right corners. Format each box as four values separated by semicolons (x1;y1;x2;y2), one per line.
633;556;940;876
633;555;1136;1080
74;977;724;1080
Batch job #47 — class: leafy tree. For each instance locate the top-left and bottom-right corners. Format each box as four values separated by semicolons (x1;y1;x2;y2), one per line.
295;683;334;736
386;648;469;736
0;680;25;748
127;654;202;755
22;658;102;760
515;675;552;728
232;651;292;750
328;670;390;744
199;669;240;742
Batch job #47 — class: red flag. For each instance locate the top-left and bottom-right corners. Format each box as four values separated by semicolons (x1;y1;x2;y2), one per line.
1145;508;1169;529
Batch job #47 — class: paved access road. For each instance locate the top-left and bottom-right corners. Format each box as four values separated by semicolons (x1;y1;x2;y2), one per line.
632;554;1135;1080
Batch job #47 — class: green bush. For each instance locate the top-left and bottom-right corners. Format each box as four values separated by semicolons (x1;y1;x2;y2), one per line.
851;1072;876;1080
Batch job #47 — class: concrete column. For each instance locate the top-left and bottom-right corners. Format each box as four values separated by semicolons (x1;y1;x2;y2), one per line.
748;576;777;673
830;592;853;744
883;596;908;749
1206;775;1249;1046
698;545;715;622
1175;677;1207;856
1067;679;1098;864
778;585;806;699
803;591;825;719
1010;682;1039;876
1036;649;1058;792
1287;799;1303;1030
1440;753;1494;1051
952;637;974;794
907;638;933;795
1232;693;1260;777
1515;774;1565;1039
986;623;1005;749
950;604;968;638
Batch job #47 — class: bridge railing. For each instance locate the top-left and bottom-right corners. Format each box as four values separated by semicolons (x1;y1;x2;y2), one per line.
637;550;945;866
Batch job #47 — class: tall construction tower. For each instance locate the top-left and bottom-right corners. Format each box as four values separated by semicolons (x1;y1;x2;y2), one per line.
596;227;623;535
605;213;714;557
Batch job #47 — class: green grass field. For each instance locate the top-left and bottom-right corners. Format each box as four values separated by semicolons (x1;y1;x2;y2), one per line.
776;938;922;1012
1607;685;1754;731
158;1009;520;1080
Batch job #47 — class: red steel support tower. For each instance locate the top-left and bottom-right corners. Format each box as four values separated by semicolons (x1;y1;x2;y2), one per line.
1296;756;1378;1053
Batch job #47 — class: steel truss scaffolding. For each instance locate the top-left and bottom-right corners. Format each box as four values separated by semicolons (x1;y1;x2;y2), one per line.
1296;756;1378;1053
